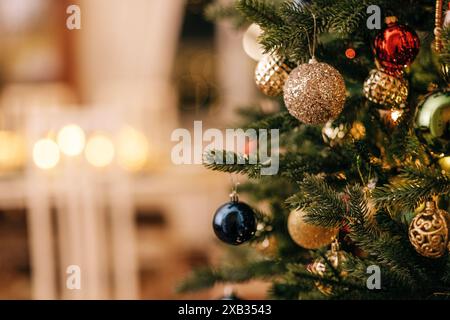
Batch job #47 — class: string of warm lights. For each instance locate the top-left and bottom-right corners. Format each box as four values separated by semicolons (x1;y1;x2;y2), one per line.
32;124;150;171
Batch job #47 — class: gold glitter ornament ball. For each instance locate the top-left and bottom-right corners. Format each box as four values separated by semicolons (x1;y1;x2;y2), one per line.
409;201;450;259
283;58;347;124
255;54;292;97
287;209;339;249
363;69;408;108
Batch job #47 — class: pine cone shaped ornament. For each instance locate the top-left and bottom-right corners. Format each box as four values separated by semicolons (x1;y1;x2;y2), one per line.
255;53;292;97
363;69;408;108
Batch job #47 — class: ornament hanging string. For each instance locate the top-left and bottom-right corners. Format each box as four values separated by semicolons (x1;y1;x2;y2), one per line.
299;12;318;62
229;174;240;201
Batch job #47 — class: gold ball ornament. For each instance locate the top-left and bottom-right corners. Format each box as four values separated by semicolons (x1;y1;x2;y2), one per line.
363;69;408;108
287;209;339;249
283;58;346;124
255;54;292;97
409;201;450;259
307;242;348;296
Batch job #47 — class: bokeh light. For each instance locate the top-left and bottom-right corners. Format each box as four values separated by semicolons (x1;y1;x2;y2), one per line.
0;131;26;171
242;23;264;61
345;48;356;59
33;138;60;170
390;109;403;122
57;124;85;156
117;126;149;172
85;133;115;168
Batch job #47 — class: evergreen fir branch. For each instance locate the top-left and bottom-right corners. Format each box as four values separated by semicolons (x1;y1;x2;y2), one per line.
203;150;264;178
236;0;284;28
325;0;368;35
346;185;380;239
244;111;299;132
177;260;285;293
296;175;347;228
373;165;450;211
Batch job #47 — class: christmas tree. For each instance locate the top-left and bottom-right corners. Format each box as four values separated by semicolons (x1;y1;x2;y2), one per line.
179;0;450;299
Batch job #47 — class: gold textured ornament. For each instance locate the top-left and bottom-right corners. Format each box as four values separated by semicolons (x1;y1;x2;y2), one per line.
287;209;339;249
409;201;450;258
283;58;347;124
255;54;292;97
363;69;408;108
307;241;347;296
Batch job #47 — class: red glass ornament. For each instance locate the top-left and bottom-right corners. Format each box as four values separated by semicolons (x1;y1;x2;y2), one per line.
374;16;420;74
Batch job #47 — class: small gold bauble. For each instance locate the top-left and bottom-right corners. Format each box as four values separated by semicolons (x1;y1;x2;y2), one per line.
409;201;450;258
255;54;291;97
287;209;339;249
308;242;347;295
363;69;408;108
283;58;346;124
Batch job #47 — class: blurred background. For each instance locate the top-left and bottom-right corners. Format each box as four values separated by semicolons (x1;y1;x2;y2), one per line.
0;0;270;299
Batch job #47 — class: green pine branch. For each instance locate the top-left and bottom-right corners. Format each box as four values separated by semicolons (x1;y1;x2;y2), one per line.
374;165;450;212
177;259;286;293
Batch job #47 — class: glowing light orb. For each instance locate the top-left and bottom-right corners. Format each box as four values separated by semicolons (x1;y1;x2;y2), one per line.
57;124;85;156
33;138;60;170
391;109;403;122
117;126;149;172
85;133;114;168
0;131;26;171
345;48;356;59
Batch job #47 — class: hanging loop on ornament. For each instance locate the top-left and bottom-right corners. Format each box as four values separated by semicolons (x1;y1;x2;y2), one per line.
229;174;240;202
311;12;317;59
299;11;318;62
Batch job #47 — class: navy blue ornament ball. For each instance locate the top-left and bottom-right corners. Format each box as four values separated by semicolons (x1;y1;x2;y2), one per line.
213;200;256;245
